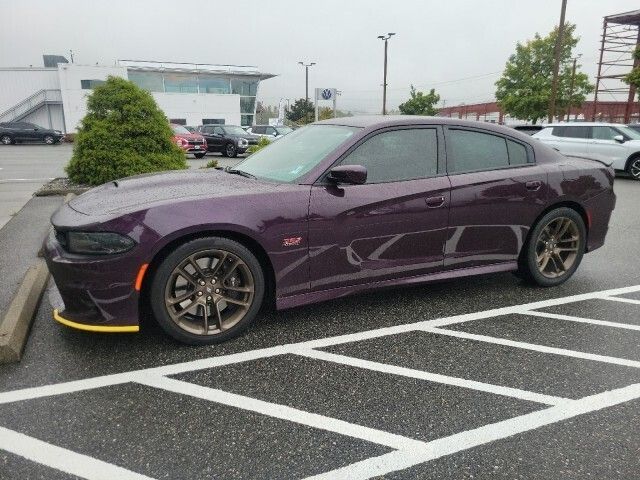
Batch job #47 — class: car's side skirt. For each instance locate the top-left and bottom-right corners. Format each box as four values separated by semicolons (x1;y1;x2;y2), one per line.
276;261;518;310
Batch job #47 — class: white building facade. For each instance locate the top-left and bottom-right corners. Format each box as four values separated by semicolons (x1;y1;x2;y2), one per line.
0;60;275;132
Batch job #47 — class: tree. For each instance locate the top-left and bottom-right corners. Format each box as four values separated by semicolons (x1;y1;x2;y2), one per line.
286;98;314;124
66;76;186;186
495;24;593;124
317;106;353;120
623;46;640;101
398;86;440;115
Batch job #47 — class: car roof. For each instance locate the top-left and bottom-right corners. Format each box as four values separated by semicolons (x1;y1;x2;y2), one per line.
543;122;623;127
315;115;531;138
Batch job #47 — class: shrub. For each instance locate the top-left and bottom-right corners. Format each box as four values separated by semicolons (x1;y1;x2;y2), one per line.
200;159;219;169
65;76;187;186
246;136;271;154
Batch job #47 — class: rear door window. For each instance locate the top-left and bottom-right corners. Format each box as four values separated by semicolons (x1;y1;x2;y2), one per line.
447;129;509;173
553;126;590;139
507;139;529;165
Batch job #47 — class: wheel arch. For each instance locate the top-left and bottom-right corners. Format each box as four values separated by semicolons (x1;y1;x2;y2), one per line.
625;152;640;173
138;228;276;319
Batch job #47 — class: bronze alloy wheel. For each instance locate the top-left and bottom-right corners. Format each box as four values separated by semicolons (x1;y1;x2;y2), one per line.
535;217;580;279
164;249;255;336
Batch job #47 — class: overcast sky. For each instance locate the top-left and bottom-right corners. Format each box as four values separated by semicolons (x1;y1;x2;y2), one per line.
2;0;637;113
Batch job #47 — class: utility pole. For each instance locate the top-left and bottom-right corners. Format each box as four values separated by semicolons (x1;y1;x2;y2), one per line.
378;33;395;115
298;62;316;103
69;50;74;63
548;0;568;123
565;54;581;122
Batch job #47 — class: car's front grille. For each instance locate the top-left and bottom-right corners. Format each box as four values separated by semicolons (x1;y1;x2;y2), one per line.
188;139;205;145
54;229;67;247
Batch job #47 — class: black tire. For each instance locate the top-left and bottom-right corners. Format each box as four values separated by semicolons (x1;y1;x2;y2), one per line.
0;134;13;145
194;152;206;159
518;207;586;287
150;237;265;345
627;155;640;181
43;135;55;145
225;142;237;158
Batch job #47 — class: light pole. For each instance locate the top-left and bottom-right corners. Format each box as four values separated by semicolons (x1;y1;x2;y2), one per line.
378;33;395;115
298;62;316;103
548;0;568;123
566;54;582;122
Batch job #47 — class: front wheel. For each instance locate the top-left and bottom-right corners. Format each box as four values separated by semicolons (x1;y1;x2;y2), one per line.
150;237;265;345
1;135;13;145
518;208;586;287
627;156;640;181
225;143;237;158
43;135;55;145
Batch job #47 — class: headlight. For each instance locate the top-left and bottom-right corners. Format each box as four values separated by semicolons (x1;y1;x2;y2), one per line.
65;231;136;255
237;138;248;146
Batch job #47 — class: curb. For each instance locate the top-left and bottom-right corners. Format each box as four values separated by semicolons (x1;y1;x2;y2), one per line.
0;260;50;363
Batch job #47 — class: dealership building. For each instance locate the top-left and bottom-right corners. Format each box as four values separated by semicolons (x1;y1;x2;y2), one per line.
0;59;276;132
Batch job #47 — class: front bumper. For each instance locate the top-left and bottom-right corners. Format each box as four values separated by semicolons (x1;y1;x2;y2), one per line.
43;229;143;332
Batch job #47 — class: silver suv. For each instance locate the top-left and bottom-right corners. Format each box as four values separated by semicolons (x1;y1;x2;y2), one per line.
533;122;640;180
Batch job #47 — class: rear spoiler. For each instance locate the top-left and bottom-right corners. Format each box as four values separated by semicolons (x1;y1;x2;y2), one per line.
561;154;615;168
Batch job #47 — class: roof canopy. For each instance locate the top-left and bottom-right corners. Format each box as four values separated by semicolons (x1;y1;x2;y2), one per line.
605;9;640;26
118;59;276;80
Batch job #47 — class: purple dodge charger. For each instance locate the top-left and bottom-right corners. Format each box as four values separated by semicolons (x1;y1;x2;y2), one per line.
44;116;616;344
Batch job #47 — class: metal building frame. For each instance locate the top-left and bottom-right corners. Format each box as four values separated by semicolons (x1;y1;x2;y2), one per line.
592;10;640;123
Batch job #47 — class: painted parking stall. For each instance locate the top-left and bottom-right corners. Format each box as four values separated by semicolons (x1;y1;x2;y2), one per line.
1;284;640;479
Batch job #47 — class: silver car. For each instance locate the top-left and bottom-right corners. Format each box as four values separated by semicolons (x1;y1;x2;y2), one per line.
533;122;640;180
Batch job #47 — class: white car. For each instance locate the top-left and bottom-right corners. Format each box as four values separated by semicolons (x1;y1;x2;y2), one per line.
246;125;294;140
533;122;640;180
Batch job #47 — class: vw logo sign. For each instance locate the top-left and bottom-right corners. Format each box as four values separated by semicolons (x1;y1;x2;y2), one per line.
321;89;333;100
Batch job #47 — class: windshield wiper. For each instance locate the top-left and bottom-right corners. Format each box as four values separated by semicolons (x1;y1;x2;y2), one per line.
226;168;256;179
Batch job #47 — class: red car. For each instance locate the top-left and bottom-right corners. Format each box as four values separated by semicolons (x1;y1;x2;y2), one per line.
171;124;207;158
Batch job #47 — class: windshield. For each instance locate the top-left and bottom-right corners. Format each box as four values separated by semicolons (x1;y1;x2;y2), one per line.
275;127;293;135
171;125;190;134
233;125;359;183
619;126;640;140
223;126;249;136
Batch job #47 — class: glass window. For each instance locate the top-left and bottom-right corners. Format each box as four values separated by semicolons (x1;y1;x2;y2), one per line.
507;139;529;165
223;126;249;136
202;118;225;125
241;114;253;126
127;71;164;92
80;79;105;89
169;119;186;126
448;129;508;173
235;125;359;183
198;75;230;94
231;78;258;96
213;126;225;135
341;128;438;183
171;125;190;134
553;126;589;139
164;73;198;93
265;127;276;135
616;125;640;140
240;96;256;114
592;126;620;141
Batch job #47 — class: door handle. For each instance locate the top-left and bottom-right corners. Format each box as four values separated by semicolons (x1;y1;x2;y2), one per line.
526;180;542;191
425;195;446;208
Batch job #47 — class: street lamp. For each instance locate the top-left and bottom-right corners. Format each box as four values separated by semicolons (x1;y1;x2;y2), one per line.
378;33;395;115
298;61;316;103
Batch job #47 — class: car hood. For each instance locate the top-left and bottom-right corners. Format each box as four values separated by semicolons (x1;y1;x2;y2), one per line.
173;133;205;140
229;134;260;141
68;169;282;216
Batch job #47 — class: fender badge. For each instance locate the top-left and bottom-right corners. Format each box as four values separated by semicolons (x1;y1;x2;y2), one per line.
283;236;303;247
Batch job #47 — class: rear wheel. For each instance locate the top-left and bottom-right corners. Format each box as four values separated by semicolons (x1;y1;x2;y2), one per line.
518;207;586;287
1;135;13;145
150;237;265;345
627;155;640;181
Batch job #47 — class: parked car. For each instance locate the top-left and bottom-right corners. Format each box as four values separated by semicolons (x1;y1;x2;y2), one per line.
532;122;640;180
171;124;207;159
197;124;259;157
183;125;197;133
45;116;615;345
512;125;544;136
247;125;294;139
0;121;64;145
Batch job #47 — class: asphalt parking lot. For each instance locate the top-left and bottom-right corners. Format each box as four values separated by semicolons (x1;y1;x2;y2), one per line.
0;176;639;479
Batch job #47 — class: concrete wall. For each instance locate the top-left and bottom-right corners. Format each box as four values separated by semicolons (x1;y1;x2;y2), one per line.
152;93;241;126
57;64;128;131
0;68;60;113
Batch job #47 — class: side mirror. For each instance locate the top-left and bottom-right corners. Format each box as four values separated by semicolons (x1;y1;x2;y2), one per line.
327;165;367;185
613;134;625;143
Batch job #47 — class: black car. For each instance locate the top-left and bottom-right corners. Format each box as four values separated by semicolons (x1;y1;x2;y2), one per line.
0;122;64;145
197;125;259;157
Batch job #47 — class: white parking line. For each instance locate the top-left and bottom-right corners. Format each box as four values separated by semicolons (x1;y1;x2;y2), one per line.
419;327;640;369
525;310;640;331
296;349;569;406
0;426;155;480
135;375;428;452
305;383;640;480
602;296;640;306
